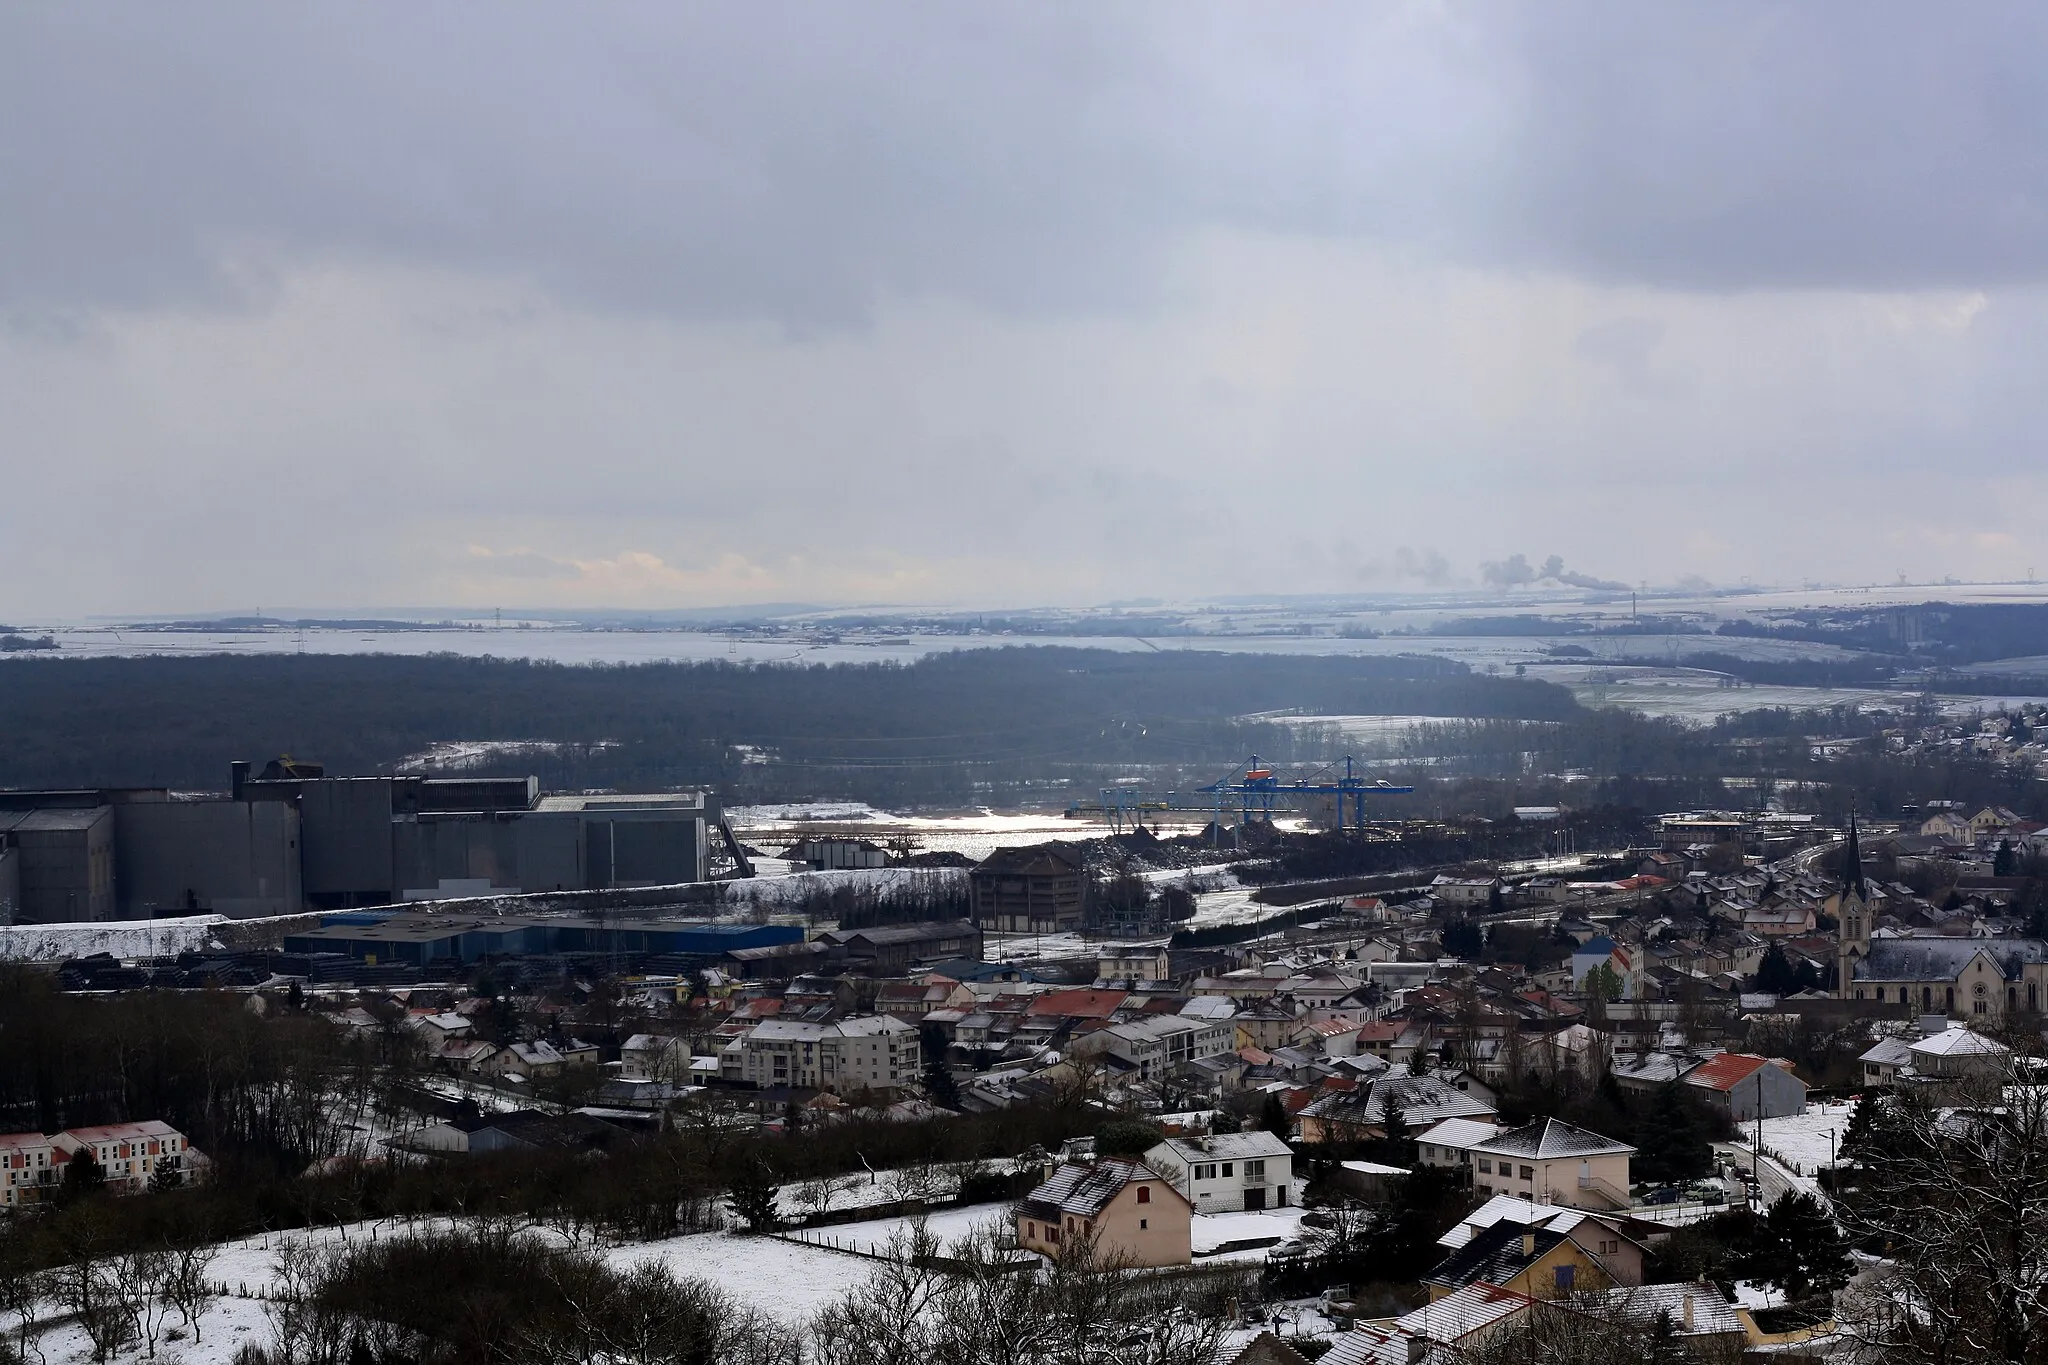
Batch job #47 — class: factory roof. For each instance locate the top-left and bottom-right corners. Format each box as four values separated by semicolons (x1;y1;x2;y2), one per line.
533;792;704;811
3;807;111;832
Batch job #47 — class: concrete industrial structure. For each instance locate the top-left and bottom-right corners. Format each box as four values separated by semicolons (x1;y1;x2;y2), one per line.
283;913;800;966
0;762;723;924
970;843;1087;933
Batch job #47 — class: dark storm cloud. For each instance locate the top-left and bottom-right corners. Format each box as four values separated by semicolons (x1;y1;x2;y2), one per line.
3;3;2046;326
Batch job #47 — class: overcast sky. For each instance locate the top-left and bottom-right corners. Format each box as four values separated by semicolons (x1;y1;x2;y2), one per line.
5;3;2048;617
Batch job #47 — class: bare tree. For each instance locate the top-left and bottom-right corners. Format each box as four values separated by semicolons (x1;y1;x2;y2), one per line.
809;1219;1237;1365
50;1211;134;1363
1459;1297;1745;1365
1836;1061;2048;1363
792;1171;862;1223
117;1248;176;1359
0;1262;47;1365
166;1239;220;1345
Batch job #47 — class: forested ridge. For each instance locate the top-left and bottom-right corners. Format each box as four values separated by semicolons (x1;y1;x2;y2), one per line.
0;647;1580;801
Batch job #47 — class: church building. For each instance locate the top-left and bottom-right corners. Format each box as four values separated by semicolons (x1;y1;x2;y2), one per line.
1836;817;2048;1017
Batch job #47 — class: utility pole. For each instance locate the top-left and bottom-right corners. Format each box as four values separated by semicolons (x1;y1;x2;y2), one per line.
1752;1069;1764;1206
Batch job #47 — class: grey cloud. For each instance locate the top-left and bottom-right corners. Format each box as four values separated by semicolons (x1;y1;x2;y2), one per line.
4;3;2047;326
1394;547;1454;587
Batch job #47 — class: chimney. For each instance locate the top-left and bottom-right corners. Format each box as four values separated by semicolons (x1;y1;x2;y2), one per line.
1406;1335;1429;1364
230;760;250;800
1521;1232;1536;1257
1682;1290;1695;1331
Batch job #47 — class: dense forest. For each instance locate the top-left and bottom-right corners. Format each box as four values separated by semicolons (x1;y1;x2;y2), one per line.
0;647;1579;804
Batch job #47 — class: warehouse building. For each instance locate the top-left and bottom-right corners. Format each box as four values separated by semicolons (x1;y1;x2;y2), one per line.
282;912;800;966
0;760;719;924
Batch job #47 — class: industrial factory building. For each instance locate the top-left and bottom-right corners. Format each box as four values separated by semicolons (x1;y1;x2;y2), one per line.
283;913;800;967
0;761;726;925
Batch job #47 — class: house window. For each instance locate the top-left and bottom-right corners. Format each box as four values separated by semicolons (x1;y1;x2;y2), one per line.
1222;1163;1233;1176
1137;1186;1150;1204
1520;1166;1534;1181
1140;1218;1148;1230
1554;1265;1575;1290
1245;1160;1265;1180
1479;1159;1492;1174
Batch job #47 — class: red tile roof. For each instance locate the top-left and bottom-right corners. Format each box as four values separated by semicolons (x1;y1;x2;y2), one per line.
1683;1053;1772;1093
1026;989;1129;1020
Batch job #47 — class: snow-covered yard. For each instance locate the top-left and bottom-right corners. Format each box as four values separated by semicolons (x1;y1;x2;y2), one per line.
787;1200;1015;1257
1733;1101;1856;1178
1191;1207;1309;1261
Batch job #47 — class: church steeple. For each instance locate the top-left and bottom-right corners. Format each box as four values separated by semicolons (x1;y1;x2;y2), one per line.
1841;812;1868;901
1835;813;1872;999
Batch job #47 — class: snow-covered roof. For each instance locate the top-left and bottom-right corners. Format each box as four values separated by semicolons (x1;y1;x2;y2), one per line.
1471;1117;1634;1160
1859;1035;1916;1066
1564;1283;1743;1337
1019;1157;1179;1221
1395;1283;1532;1341
1152;1131;1293;1164
1911;1027;2011;1059
1416;1117;1505;1150
1438;1195;1615;1251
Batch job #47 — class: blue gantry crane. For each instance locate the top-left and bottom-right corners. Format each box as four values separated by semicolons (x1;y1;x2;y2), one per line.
1203;754;1414;830
1070;755;1413;841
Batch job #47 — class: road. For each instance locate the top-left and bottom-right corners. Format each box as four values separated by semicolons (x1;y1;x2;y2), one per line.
1713;1140;1803;1210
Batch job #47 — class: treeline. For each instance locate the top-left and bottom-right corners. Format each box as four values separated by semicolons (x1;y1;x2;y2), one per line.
1717;601;2048;667
0;648;1582;801
0;1076;1096;1280
0;970;367;1172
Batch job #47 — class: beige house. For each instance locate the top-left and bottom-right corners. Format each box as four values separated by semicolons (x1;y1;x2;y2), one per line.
1463;1118;1634;1211
1016;1156;1191;1268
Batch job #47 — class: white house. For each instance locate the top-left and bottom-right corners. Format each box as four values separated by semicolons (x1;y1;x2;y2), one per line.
1432;875;1504;907
51;1121;189;1193
738;1014;922;1093
0;1133;55;1206
1143;1130;1295;1212
1073;1015;1234;1081
620;1033;688;1082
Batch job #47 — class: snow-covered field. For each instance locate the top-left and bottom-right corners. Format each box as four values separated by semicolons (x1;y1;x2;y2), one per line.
789;1201;1015;1258
0;914;228;962
986;930;1098;963
602;1229;877;1319
1733;1101;1857;1178
716;865;968;909
1190;1208;1310;1260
